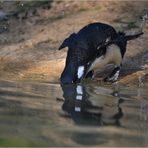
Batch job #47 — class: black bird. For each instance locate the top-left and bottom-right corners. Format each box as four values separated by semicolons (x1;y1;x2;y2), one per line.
59;22;143;84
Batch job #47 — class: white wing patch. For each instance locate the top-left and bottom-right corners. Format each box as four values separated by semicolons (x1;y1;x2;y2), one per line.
77;66;84;79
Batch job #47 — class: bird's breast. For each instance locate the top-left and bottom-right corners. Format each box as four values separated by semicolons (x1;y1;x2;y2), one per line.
88;44;122;73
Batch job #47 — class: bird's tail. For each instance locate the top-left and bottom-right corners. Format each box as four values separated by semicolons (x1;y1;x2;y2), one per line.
125;32;144;41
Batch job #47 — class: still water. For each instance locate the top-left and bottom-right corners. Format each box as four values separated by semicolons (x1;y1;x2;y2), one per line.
0;80;147;147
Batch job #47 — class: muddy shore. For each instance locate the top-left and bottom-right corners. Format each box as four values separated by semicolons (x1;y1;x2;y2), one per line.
0;1;147;87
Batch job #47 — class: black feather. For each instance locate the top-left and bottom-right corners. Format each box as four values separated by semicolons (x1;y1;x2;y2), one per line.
58;33;77;50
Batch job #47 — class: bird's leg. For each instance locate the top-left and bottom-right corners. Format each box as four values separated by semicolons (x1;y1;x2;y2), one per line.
104;66;120;82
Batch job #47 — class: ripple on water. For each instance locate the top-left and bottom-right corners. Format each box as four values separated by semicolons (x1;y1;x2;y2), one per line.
0;80;147;147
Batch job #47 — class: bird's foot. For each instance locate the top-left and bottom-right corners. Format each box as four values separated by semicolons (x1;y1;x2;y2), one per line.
104;72;120;83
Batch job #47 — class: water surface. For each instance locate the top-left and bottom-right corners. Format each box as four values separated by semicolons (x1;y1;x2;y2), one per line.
0;80;147;147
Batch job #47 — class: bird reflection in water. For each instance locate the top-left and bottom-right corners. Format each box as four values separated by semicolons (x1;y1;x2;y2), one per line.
60;83;124;127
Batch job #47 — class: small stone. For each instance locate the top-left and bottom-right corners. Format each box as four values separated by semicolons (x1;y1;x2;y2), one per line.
0;11;8;21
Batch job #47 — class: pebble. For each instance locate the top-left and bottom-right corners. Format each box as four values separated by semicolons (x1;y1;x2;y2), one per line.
0;11;8;21
0;27;8;34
